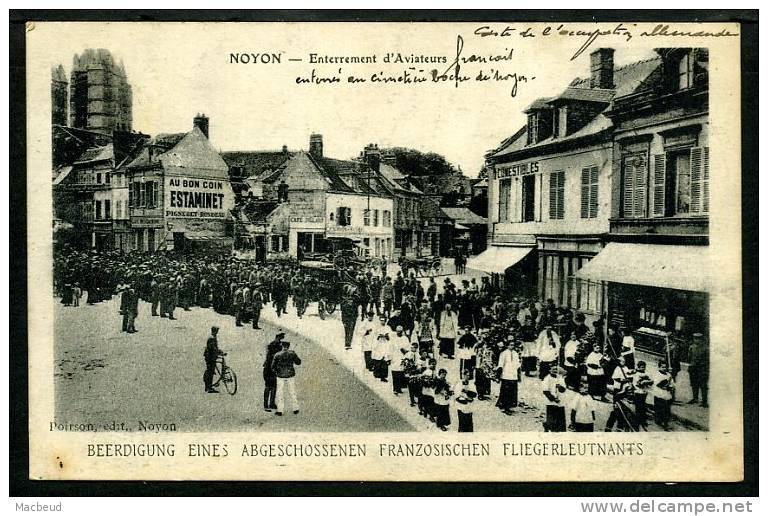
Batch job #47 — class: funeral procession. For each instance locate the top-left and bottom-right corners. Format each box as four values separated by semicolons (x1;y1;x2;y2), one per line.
51;46;711;433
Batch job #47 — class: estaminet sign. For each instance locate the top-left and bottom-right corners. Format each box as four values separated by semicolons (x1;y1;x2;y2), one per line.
164;177;234;219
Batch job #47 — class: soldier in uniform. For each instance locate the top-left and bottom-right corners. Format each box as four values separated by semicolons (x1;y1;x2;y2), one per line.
687;333;709;407
150;276;160;316
251;284;263;330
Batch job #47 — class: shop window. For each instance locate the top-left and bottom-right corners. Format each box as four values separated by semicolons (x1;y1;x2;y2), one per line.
498;179;511;222
580;166;599;219
548;171;565;220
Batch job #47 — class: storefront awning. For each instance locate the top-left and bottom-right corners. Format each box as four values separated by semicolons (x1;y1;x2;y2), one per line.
574;242;710;293
467;245;533;274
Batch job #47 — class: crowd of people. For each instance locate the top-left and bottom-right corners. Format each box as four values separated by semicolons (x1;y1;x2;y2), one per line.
55;246;708;432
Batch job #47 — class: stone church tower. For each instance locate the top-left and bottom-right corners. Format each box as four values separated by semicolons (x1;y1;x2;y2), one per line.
51;64;68;126
68;48;133;133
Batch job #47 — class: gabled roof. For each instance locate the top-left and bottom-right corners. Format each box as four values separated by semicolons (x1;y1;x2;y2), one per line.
53;165;74;185
491;56;662;160
552;87;615;104
378;162;424;195
127;127;227;174
74;144;113;165
568;57;661;98
221;150;294;179
237;200;281;224
440;207;488;225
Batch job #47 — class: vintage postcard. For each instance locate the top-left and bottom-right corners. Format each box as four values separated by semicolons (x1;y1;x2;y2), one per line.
26;18;743;481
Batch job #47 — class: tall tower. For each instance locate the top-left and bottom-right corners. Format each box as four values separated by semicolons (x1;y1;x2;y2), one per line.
51;64;68;126
69;48;133;133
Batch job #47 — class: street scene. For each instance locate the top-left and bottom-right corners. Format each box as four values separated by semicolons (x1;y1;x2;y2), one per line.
52;44;712;434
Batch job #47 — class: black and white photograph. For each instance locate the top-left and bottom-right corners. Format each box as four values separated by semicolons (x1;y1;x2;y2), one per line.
20;17;746;482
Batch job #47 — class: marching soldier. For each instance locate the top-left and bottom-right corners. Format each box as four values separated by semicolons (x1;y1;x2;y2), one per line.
251;284;263;330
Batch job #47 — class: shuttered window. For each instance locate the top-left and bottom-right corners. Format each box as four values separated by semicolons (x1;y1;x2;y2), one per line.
548;170;565;220
580;166;599;219
655;146;709;216
652;154;666;217
498;179;511;222
689;146;709;215
622;154;648;218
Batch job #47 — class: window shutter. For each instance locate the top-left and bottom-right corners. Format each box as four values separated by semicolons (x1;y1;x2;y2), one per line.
689;147;703;214
589;166;599;218
622;160;634;217
703;146;709;214
580;168;590;219
128;184;133;207
549;172;558;220
557;171;565;219
153;182;158;209
651;154;666;217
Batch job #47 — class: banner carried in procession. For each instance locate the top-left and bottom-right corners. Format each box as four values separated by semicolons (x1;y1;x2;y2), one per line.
164;176;235;219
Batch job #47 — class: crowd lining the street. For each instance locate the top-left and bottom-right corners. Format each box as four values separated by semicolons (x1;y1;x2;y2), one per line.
55;247;710;432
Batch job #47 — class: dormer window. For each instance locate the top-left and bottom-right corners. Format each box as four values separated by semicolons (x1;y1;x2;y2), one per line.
527;113;540;144
555;106;568;138
678;51;694;90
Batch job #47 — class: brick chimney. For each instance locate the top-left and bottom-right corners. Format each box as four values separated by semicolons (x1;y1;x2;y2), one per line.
193;113;209;138
364;143;381;172
309;133;323;159
589;48;615;89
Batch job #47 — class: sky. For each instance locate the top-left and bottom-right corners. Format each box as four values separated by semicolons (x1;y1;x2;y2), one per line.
35;22;658;177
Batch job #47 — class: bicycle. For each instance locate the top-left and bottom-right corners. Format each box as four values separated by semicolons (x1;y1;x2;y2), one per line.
212;353;238;395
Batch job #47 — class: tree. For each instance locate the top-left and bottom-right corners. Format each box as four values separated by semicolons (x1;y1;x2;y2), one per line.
384;147;458;177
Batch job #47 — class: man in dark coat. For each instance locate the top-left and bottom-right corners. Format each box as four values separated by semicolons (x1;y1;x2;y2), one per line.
271;341;302;415
126;285;139;333
340;288;359;350
263;332;284;411
687;333;709;407
203;326;222;393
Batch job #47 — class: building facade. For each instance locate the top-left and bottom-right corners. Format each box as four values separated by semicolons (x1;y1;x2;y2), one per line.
483;48;661;313
578;48;710;353
125;117;235;253
224;135;395;260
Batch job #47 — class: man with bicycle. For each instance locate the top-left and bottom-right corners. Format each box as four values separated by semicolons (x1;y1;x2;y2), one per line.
204;326;223;393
